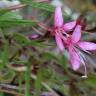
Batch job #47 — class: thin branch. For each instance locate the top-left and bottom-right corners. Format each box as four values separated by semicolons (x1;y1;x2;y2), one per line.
0;83;24;96
7;4;26;11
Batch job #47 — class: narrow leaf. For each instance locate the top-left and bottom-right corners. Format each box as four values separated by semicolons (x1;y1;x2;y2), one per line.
20;0;54;12
0;19;36;27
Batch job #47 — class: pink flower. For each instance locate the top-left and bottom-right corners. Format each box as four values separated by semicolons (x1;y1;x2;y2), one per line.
64;25;96;77
54;6;76;51
53;6;96;77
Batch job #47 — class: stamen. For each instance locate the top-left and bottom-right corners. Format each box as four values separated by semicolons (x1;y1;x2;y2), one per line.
81;60;88;78
81;62;88;78
80;54;88;78
56;31;66;41
62;31;70;37
75;49;88;78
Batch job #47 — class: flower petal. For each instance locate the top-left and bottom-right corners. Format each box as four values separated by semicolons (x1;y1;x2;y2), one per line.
63;21;76;31
55;33;64;51
28;34;39;40
41;92;54;96
69;46;80;70
54;6;63;27
78;41;96;51
72;25;81;43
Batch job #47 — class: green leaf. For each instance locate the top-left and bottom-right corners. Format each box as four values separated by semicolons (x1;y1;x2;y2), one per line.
20;0;54;12
42;52;59;61
42;52;67;68
0;11;22;20
13;32;47;47
0;8;9;16
26;41;48;48
13;60;28;65
25;63;31;96
13;32;30;44
0;19;36;27
59;55;68;69
0;69;15;83
34;66;44;96
0;92;4;96
0;44;9;68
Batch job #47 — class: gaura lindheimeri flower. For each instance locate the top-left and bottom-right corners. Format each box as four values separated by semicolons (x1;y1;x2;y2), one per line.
64;25;96;77
54;6;76;51
53;6;96;77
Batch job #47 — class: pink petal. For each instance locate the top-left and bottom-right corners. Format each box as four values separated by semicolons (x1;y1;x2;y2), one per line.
69;46;80;70
41;92;54;96
54;6;63;27
72;25;81;43
29;34;39;40
63;21;76;31
78;41;96;51
55;33;64;51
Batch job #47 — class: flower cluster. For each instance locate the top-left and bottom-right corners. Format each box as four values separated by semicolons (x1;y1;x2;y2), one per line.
53;6;96;77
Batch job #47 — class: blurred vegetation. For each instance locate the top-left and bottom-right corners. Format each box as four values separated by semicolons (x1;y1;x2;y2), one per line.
0;0;96;96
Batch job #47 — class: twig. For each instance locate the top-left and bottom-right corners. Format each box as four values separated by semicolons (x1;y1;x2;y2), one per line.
0;83;24;96
7;4;26;11
32;26;44;36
